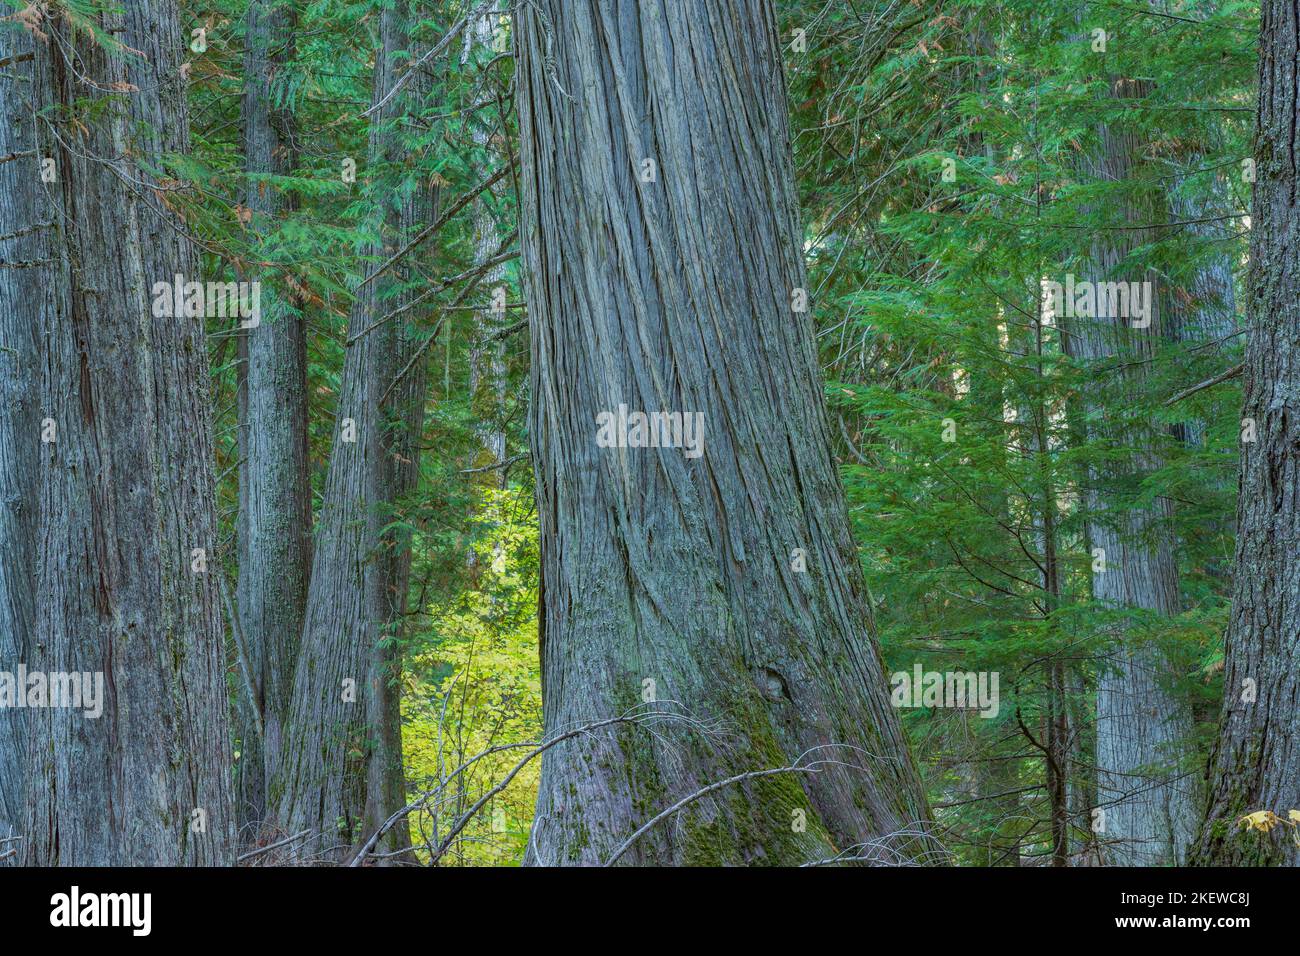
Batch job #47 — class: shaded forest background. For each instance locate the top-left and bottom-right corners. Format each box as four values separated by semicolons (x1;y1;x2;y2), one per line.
1;0;1292;867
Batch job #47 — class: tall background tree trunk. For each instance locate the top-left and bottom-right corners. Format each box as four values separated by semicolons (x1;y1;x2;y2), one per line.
22;0;234;865
515;0;931;866
275;0;436;860
235;0;312;841
1066;83;1197;866
462;6;509;487
1192;0;1300;867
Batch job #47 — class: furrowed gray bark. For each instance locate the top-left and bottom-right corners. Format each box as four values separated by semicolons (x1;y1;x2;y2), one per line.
21;0;234;865
515;0;931;866
1068;83;1196;866
275;1;436;861
235;0;312;838
0;22;42;856
1192;0;1299;867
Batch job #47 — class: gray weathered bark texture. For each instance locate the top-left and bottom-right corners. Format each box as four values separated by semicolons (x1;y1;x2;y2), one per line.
0;21;43;857
1192;0;1300;867
1067;87;1197;866
20;0;234;865
235;0;312;839
274;1;435;861
515;0;931;866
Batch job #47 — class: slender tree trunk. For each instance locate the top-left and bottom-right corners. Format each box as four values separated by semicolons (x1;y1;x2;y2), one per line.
275;1;435;860
235;0;312;840
1066;664;1096;858
1007;275;1074;868
1024;336;1071;866
1192;0;1299;867
365;126;437;862
22;0;234;864
1046;659;1070;866
514;0;931;866
0;22;44;856
462;8;509;486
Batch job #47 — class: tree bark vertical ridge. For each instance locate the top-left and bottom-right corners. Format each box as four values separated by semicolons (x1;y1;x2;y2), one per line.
22;0;235;865
274;0;436;860
235;0;312;840
515;0;932;866
0;21;43;856
1193;0;1300;867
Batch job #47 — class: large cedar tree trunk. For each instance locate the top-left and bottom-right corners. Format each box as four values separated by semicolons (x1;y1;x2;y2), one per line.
515;0;931;866
1066;83;1197;866
22;0;234;865
0;21;44;853
1192;0;1300;867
